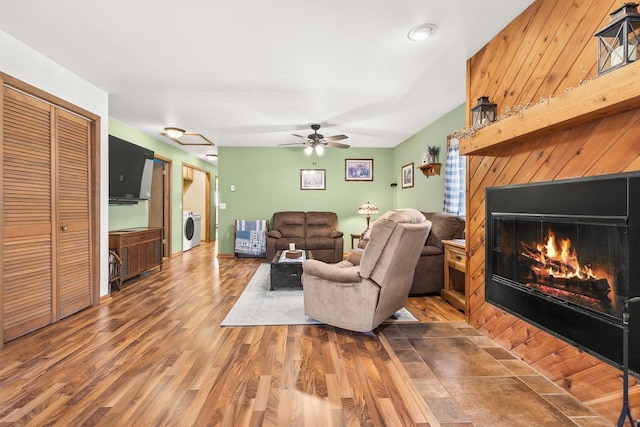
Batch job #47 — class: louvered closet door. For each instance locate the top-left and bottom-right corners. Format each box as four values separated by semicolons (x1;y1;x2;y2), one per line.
56;109;91;319
2;88;54;341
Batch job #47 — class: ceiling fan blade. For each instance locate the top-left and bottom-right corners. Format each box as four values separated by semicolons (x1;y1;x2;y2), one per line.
277;142;308;146
326;142;350;149
324;134;348;142
292;134;312;141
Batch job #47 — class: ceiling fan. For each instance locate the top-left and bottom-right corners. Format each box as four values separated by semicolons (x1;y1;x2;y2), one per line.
278;124;349;155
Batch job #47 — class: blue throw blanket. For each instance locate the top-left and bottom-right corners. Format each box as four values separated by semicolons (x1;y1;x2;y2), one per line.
234;220;267;256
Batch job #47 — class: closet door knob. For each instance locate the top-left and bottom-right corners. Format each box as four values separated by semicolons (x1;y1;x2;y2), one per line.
61;224;69;231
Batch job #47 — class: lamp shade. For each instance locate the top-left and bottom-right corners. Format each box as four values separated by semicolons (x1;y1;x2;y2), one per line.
358;202;379;216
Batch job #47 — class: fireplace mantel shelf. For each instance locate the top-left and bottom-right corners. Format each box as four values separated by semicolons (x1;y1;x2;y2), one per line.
459;60;640;156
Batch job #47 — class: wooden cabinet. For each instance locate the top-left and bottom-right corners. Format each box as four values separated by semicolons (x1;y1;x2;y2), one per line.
109;228;163;283
441;239;466;312
182;165;193;181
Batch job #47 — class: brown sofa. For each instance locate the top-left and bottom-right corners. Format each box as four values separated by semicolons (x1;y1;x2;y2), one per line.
266;211;344;263
358;211;465;294
410;212;465;294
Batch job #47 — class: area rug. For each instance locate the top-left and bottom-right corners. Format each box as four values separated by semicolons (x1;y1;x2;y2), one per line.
221;263;418;327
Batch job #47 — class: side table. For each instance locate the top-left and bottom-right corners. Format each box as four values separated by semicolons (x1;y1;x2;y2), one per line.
441;239;466;312
350;233;361;249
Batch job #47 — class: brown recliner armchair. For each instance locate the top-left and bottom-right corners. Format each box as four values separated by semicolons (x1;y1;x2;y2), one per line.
301;209;431;332
266;211;343;263
410;212;465;294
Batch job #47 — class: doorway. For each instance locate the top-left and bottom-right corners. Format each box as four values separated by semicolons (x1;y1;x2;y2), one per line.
149;155;172;257
182;163;212;245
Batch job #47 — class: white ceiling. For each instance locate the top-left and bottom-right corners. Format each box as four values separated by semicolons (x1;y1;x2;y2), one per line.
0;0;533;162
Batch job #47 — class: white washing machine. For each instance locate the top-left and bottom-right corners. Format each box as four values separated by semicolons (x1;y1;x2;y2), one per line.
183;211;196;251
191;212;202;247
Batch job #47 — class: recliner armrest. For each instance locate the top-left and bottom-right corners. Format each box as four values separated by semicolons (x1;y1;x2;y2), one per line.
302;259;361;283
329;229;343;238
346;249;364;265
267;230;282;238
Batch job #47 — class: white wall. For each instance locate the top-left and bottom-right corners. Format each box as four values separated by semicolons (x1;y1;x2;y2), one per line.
0;29;110;296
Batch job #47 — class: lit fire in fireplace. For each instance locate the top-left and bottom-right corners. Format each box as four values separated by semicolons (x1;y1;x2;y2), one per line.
519;230;615;311
527;230;595;280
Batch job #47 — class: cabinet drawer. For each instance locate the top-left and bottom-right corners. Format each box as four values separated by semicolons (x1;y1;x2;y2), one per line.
120;230;161;245
446;246;465;270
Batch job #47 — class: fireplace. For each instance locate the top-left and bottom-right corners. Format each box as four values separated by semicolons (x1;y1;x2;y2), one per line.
486;172;640;374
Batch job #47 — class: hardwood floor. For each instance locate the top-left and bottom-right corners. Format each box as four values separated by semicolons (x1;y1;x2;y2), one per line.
0;242;610;426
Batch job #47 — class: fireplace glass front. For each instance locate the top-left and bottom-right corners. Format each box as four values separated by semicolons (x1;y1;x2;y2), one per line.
491;215;628;321
486;173;640;374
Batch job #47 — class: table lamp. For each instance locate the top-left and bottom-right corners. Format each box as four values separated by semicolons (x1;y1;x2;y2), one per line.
358;201;379;236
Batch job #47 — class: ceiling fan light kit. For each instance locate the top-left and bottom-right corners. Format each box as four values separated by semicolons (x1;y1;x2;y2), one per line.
407;23;438;41
279;123;350;155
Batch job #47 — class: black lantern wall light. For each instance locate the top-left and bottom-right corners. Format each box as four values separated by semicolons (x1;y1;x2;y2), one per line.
594;2;640;75
470;96;497;127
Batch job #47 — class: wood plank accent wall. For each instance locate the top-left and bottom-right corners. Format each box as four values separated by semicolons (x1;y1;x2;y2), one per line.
462;0;640;422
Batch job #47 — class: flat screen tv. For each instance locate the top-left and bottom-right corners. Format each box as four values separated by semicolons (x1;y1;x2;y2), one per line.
109;135;154;204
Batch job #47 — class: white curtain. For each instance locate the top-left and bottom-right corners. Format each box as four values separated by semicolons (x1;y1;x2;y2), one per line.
443;139;466;216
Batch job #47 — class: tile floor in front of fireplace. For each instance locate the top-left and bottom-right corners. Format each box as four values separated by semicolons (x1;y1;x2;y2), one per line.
381;322;611;426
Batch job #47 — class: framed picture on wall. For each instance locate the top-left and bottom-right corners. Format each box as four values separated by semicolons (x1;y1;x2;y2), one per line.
402;163;414;189
345;159;373;181
300;169;326;190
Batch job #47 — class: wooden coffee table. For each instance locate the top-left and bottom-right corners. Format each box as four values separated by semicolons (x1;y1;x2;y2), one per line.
270;250;313;290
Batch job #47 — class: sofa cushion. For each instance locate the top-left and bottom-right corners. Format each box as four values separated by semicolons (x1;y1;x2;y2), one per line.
274;237;306;251
421;245;443;256
422;212;465;250
272;211;306;239
306;236;338;250
306;211;339;238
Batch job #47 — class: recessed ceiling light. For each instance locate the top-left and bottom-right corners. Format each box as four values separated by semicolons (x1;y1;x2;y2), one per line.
407;23;438;41
163;127;185;139
205;153;218;160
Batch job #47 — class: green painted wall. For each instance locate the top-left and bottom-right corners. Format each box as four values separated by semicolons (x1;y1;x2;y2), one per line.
394;103;466;211
217;104;465;256
108;118;218;255
217;147;394;256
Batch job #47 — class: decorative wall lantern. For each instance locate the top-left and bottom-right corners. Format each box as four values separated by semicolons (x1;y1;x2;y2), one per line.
594;2;640;75
470;96;497;127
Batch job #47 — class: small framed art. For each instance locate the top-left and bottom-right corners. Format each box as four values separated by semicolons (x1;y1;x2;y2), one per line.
401;163;414;189
345;159;373;181
300;169;326;190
